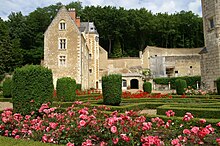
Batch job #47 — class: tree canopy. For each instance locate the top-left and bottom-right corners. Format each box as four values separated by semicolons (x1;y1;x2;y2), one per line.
0;1;204;75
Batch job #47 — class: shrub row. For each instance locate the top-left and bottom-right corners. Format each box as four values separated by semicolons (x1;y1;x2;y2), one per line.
157;105;220;119
3;78;12;98
153;76;201;89
175;79;187;95
12;65;54;115
56;77;76;102
102;74;122;106
143;82;152;93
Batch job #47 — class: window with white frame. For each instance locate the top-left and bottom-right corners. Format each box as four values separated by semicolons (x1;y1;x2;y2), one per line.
59;20;66;30
59;55;66;66
59;39;66;49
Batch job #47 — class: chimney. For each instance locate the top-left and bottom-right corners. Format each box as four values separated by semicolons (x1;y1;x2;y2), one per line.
75;16;81;27
68;8;76;21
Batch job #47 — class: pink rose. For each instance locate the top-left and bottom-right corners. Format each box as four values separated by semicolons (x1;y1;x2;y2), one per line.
79;120;86;127
183;129;191;135
110;126;117;133
66;142;75;146
112;138;119;144
171;138;180;145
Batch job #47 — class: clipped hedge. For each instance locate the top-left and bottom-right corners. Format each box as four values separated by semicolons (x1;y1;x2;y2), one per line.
175;79;187;95
12;65;54;115
153;76;200;89
3;77;12;98
56;77;76;101
216;77;220;95
102;74;122;106
157;105;220;119
143;82;152;93
76;84;82;91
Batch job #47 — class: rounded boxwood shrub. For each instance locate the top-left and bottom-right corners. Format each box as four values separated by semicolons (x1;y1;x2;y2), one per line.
12;65;54;115
102;74;122;106
216;77;220;95
3;77;12;98
175;79;187;95
143;82;152;93
76;84;82;91
56;77;76;101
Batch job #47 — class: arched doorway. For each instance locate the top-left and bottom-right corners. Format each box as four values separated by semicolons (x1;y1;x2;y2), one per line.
130;79;139;89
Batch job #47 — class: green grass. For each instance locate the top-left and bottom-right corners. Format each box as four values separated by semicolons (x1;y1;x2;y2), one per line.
0;136;65;146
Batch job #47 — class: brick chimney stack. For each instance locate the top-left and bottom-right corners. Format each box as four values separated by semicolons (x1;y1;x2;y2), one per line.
68;8;76;21
68;8;80;27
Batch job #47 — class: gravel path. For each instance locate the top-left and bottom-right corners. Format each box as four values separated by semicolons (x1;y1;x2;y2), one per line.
139;109;157;115
0;102;13;110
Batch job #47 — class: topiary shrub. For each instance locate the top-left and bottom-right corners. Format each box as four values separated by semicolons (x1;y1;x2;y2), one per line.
12;65;54;115
3;77;12;98
143;82;152;93
56;77;76;101
216;78;220;95
76;84;82;91
102;74;122;106
175;79;187;95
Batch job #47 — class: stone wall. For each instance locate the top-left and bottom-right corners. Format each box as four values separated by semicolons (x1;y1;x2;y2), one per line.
201;0;220;90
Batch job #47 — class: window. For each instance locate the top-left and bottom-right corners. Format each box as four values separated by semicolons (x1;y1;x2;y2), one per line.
89;69;92;73
209;18;214;29
122;80;127;87
59;20;66;30
59;39;66;49
175;71;178;74
190;66;192;69
89;54;92;59
59;56;66;66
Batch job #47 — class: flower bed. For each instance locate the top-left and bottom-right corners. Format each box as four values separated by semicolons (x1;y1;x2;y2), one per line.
0;101;220;145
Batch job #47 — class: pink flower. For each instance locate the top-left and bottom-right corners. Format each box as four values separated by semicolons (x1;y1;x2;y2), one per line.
216;138;220;145
100;141;107;146
79;120;86;127
42;134;48;143
142;122;152;131
217;122;220;127
171;138;180;145
39;103;49;113
82;139;92;146
66;142;75;146
110;126;117;133
49;122;58;129
182;112;193;122
166;110;175;117
112;138;119;144
199;119;206;124
183;129;191;135
191;126;199;134
120;134;130;142
141;136;163;146
15;135;20;139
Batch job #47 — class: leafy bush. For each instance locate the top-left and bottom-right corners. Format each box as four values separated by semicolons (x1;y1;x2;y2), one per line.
12;65;54;115
154;76;200;89
3;77;12;98
216;78;220;95
0;74;5;83
56;77;76;101
76;84;82;91
175;79;187;95
143;82;152;93
102;74;122;105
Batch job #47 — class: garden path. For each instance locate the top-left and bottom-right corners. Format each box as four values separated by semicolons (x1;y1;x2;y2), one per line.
139;109;157;115
0;102;12;110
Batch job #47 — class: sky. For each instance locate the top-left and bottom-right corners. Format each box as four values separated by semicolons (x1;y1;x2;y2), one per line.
0;0;202;20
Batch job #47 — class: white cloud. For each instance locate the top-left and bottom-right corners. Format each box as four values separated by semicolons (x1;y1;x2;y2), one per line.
0;0;202;20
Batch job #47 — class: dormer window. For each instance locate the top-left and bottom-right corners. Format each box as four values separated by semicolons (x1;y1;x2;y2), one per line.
59;20;66;30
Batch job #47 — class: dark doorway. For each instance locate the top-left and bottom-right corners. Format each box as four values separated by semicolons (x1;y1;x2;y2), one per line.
130;79;139;89
96;81;98;89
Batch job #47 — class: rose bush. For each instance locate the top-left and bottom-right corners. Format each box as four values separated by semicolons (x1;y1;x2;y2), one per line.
0;101;220;145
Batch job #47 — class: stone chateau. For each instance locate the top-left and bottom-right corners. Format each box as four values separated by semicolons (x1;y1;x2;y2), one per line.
44;6;202;90
200;0;220;90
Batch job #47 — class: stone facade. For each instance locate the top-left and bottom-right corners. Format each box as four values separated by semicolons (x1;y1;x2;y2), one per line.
201;0;220;90
44;6;202;90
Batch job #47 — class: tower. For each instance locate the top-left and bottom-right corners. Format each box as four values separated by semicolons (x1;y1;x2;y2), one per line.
201;0;220;90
